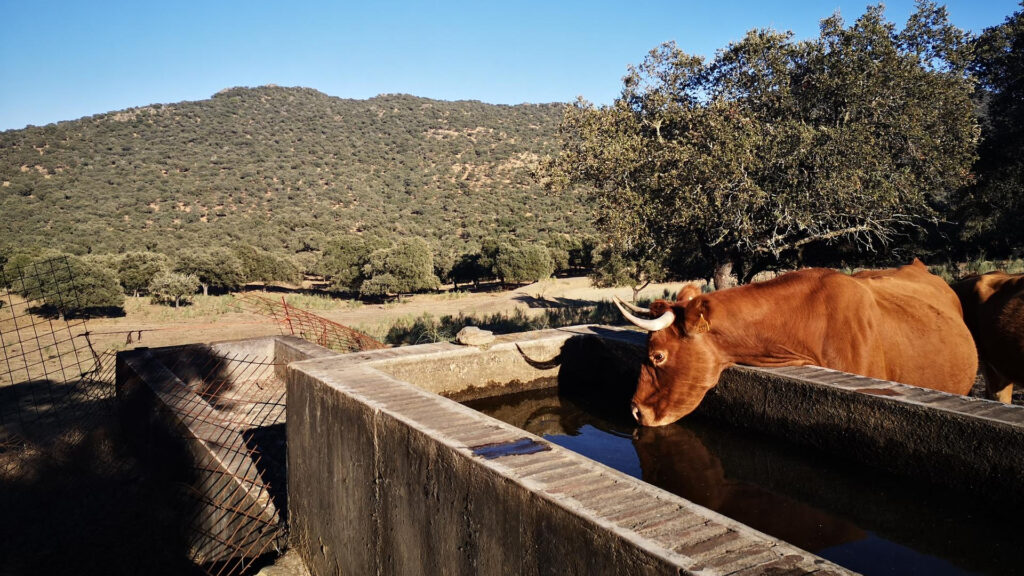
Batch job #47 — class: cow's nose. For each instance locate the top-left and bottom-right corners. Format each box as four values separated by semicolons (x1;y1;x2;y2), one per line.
630;402;643;424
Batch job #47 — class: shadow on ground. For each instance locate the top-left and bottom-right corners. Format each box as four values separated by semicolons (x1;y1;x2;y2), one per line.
0;381;203;576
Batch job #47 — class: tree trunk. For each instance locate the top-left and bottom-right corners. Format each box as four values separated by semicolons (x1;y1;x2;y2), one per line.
631;279;651;303
713;261;736;291
202;283;209;297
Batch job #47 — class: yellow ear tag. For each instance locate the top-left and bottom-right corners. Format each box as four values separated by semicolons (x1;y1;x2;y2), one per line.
694;313;711;334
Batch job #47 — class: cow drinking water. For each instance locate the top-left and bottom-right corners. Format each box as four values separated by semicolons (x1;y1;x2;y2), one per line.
614;260;978;426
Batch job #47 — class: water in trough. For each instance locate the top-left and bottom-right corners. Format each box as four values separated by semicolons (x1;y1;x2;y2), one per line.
465;387;1018;576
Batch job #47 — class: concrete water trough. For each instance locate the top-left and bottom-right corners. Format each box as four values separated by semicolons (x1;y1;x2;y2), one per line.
285;325;1023;576
116;335;338;569
118;326;1024;575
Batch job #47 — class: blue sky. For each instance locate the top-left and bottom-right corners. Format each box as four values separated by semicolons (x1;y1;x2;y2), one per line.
1;1;1019;131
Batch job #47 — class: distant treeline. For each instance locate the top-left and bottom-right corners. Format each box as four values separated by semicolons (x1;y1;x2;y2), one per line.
0;234;599;314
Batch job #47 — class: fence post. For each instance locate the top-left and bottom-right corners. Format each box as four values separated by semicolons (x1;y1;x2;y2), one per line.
281;296;295;335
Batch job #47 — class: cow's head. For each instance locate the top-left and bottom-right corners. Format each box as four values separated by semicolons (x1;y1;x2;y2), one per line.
614;285;728;426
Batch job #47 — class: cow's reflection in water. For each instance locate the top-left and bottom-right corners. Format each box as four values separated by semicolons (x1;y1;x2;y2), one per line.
487;391;865;553
631;424;865;553
467;388;1017;576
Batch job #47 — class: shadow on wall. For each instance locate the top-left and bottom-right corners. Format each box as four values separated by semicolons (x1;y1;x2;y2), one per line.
555;329;644;420
118;343;289;574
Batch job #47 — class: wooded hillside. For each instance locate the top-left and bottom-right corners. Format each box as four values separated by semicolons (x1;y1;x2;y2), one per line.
0;86;594;259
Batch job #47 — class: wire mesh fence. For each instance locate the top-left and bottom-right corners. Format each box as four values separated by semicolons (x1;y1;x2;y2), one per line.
1;256;385;575
0;256;109;476
120;345;290;576
236;292;385;353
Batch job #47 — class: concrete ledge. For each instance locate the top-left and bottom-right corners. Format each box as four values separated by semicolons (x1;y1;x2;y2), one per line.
117;348;283;564
287;324;1024;575
122;327;1024;575
115;335;332;567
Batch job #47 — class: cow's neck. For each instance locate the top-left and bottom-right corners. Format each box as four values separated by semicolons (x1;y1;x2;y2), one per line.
705;283;826;369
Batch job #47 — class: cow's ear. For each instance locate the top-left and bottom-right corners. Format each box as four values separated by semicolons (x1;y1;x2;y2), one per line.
677;284;701;303
690;313;711;334
684;301;712;334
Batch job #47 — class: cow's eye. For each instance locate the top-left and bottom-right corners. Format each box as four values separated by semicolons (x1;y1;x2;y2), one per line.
651;352;666;365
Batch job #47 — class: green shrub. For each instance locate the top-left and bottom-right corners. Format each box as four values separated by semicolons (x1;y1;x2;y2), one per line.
12;255;124;316
963;257;999;276
118;252;169;296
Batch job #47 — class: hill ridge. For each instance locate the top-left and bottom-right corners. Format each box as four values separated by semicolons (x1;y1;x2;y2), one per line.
0;85;592;261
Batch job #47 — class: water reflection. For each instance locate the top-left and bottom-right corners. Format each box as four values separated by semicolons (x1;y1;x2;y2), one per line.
466;388;1015;576
632;423;865;553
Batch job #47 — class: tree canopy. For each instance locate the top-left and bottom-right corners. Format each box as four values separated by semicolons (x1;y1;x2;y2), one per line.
493;243;555;285
174;248;245;295
118;251;168;296
958;5;1024;256
149;271;200;308
317;234;387;293
13;255;124;316
551;2;978;287
359;237;440;297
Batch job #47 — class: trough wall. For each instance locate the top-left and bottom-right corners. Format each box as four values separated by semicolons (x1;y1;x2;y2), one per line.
115;335;328;567
287;329;847;576
286;325;1024;575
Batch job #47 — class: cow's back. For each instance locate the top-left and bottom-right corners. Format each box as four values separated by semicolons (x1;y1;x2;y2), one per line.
852;261;977;394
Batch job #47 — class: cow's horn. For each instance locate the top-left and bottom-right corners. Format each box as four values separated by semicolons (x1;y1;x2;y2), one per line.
616;298;651;315
613;296;675;332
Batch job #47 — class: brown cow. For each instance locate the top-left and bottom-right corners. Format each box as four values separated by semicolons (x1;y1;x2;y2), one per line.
614;260;978;426
952;271;1024;404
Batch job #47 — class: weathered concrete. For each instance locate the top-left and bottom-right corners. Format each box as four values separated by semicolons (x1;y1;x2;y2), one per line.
115;335;326;568
256;549;311;576
287;324;1024;575
117;347;283;564
702;364;1024;506
367;328;572;399
287;326;852;576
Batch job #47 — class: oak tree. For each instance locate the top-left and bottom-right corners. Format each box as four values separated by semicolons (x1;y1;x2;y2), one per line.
552;2;977;288
959;5;1024;256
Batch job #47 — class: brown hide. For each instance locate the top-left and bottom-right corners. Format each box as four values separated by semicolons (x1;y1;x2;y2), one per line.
631;260;978;426
952;271;1024;403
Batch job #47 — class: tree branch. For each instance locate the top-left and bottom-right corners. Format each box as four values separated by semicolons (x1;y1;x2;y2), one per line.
753;224;876;256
